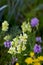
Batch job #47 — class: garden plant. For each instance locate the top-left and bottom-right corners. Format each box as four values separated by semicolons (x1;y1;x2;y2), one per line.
0;0;43;65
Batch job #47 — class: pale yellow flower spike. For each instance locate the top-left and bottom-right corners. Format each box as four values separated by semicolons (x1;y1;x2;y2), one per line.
2;21;9;31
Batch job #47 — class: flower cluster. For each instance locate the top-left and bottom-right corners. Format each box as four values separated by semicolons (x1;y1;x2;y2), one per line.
25;52;43;65
31;17;39;27
8;33;28;54
3;17;43;65
21;21;31;33
34;44;42;53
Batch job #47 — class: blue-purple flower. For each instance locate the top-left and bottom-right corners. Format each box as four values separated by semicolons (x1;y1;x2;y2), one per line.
36;37;42;43
34;44;41;53
31;17;39;27
4;40;11;48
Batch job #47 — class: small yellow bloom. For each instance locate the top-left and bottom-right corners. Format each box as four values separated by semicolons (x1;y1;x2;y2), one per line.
2;21;9;31
30;52;34;57
25;57;33;64
33;62;41;65
15;63;19;65
33;58;39;63
38;56;43;61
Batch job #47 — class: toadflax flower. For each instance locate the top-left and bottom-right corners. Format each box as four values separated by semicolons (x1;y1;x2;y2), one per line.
33;44;41;53
36;37;42;43
31;17;39;27
21;22;31;32
4;40;11;48
2;21;9;31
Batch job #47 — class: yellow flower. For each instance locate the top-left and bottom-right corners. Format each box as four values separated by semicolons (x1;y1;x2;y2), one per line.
38;56;43;61
33;58;39;63
33;62;41;65
15;63;19;65
30;52;34;57
25;57;33;64
2;21;9;31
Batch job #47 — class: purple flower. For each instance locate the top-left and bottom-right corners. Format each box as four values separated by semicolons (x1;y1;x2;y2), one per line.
34;44;41;53
4;40;11;48
31;17;39;27
36;37;42;43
